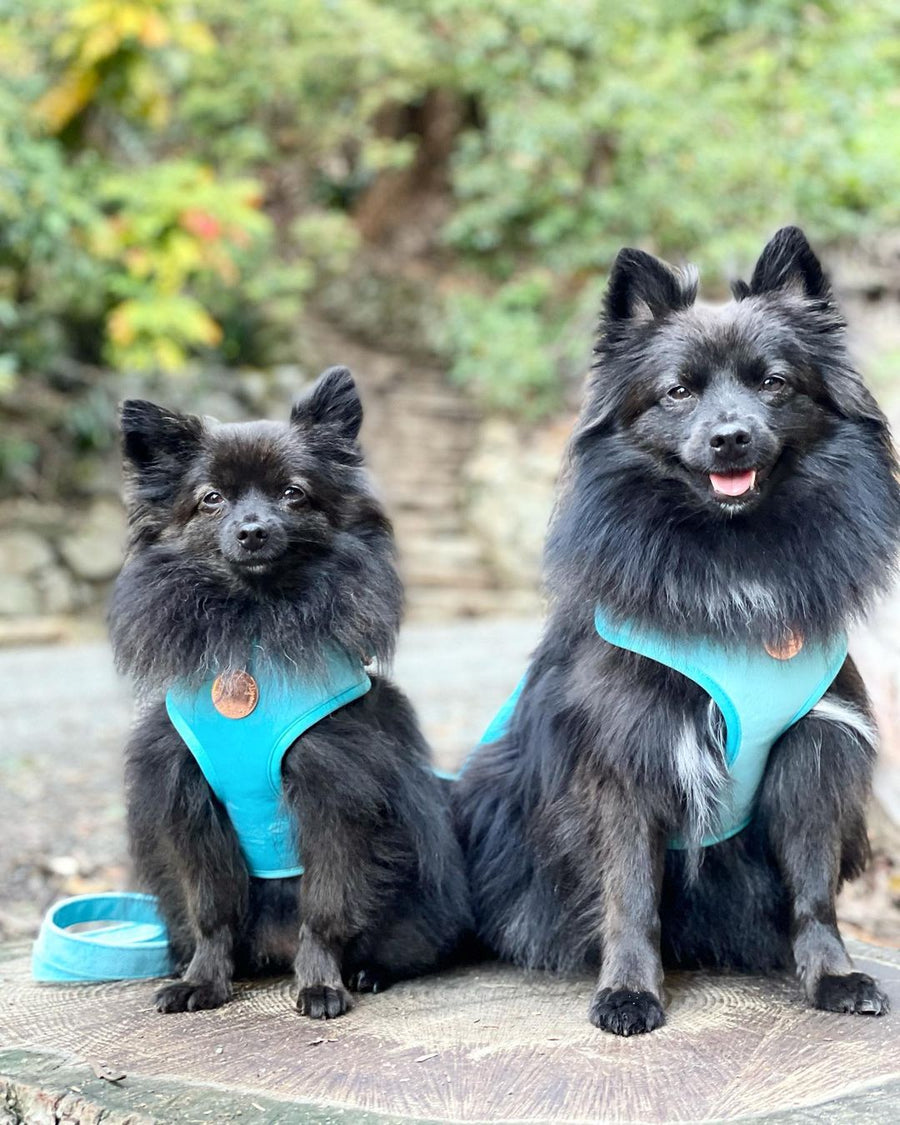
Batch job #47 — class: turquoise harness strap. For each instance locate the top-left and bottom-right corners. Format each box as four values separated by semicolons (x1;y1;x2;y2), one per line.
593;608;848;846
32;893;174;982
477;674;528;751
166;651;371;878
470;609;847;848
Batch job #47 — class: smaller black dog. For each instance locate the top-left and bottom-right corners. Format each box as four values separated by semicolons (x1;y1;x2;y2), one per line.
110;366;471;1017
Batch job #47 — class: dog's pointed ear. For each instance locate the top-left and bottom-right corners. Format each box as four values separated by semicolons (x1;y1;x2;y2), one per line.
749;227;830;299
119;400;203;470
603;248;698;325
291;366;363;442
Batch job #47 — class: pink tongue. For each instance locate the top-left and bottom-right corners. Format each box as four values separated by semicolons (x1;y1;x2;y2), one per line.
710;470;756;497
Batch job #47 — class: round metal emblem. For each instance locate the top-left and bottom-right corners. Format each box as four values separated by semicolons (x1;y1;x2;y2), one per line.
211;670;259;719
764;631;804;661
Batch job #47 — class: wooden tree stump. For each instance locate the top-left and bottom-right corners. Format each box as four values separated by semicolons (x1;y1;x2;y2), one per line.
1;939;898;1124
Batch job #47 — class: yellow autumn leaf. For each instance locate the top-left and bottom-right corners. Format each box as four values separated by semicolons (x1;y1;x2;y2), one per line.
139;10;171;49
77;22;121;67
158;232;203;287
108;304;137;347
193;309;224;347
153;337;186;373
32;67;99;132
176;20;216;55
111;4;149;42
71;1;120;29
123;248;153;278
209;248;239;286
145;90;170;130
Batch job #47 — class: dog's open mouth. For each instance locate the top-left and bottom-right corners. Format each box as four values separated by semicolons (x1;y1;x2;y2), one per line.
709;469;757;498
232;558;277;576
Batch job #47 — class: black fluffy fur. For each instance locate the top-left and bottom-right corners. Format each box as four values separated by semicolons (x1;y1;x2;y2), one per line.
454;228;900;1034
110;366;471;1017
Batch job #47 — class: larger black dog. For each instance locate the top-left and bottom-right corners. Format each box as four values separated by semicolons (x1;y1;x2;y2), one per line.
455;228;900;1034
110;366;471;1017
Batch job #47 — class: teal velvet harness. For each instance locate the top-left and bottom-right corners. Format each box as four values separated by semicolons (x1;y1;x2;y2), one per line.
166;650;372;878
475;608;848;847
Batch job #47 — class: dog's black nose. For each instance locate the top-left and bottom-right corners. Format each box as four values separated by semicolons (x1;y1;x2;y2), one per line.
236;522;270;552
709;423;752;456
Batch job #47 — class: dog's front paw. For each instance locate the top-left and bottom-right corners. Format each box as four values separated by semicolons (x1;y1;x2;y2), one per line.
589;988;665;1036
814;972;890;1016
154;980;231;1013
296;984;352;1019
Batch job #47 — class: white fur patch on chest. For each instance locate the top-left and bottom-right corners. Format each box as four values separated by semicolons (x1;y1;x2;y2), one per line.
672;703;728;846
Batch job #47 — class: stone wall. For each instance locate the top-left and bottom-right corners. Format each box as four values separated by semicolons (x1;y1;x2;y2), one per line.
0;498;125;618
463;416;571;596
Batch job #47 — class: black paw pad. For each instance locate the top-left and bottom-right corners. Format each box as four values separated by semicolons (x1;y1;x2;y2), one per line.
589;988;666;1036
814;972;890;1016
346;968;385;994
296;984;352;1019
154;980;230;1013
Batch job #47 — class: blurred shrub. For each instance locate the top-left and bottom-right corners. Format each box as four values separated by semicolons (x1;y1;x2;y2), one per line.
95;161;271;371
438;0;900;271
433;0;900;407
1;0;899;435
444;272;564;420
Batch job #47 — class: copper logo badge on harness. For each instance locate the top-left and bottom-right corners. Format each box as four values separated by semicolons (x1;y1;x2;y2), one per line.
211;670;259;718
764;631;804;661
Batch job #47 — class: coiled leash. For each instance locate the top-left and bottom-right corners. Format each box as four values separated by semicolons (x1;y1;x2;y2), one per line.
32;892;174;982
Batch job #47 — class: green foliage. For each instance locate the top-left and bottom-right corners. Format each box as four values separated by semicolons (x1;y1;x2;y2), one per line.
432;0;900;410
437;0;900;274
95;160;271;371
444;273;565;420
2;0;900;430
182;0;430;176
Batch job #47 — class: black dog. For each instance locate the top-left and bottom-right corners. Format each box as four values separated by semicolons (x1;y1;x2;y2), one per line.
454;228;900;1034
110;366;471;1017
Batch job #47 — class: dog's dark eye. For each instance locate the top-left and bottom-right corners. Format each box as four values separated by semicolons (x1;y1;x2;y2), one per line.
760;375;786;392
667;385;692;401
201;491;225;508
282;485;306;503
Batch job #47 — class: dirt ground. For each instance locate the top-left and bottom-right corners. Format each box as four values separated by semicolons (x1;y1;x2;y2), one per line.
1;616;898;947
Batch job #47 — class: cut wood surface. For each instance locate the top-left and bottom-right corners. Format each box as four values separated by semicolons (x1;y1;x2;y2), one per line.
1;939;898;1124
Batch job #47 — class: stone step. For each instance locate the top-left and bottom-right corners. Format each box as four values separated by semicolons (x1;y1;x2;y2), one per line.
389;489;465;512
380;425;474;448
384;453;465;474
368;415;473;442
393;513;470;537
385;488;466;510
372;448;472;476
405;585;541;619
400;566;495;591
399;536;486;566
384;392;479;419
370;410;475;436
379;458;467;483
